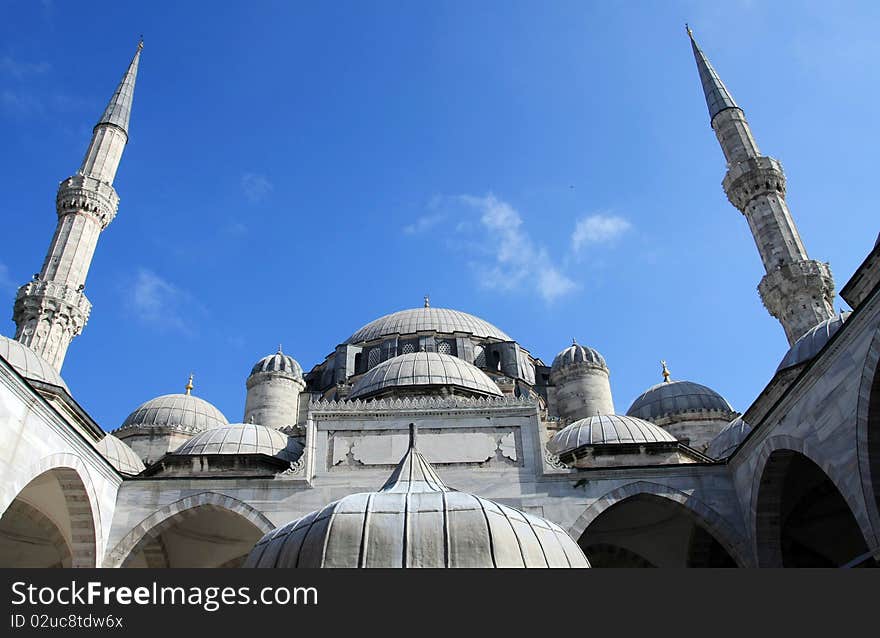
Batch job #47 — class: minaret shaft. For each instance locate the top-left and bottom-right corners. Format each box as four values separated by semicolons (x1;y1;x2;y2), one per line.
689;28;834;345
12;43;141;371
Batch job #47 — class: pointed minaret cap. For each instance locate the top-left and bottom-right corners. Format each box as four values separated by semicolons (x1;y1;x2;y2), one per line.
686;24;739;123
96;40;143;137
379;423;449;494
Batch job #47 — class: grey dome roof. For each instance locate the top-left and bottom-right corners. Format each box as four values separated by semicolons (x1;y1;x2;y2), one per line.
548;414;676;456
626;380;734;422
117;393;228;435
173;423;303;463
706;416;752;459
249;349;303;379
0;335;68;391
245;427;588;568
777;312;851;372
348;351;503;400
346;307;511;344
96;434;145;475
551;341;607;373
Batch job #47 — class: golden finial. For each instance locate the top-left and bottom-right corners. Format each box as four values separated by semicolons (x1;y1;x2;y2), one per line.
661;360;671;383
424;295;430;308
685;23;693;38
572;337;578;346
185;373;194;395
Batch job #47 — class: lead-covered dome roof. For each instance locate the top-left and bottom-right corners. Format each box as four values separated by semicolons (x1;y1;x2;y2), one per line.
706;416;752;459
626;380;734;422
550;341;607;374
547;414;676;456
96;434;145;475
245;427;588;568
117;392;228;435
348;351;503;400
0;335;68;391
345;307;511;344
249;348;303;380
173;423;303;463
777;312;851;372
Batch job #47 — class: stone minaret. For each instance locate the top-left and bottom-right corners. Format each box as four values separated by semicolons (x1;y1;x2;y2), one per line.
687;27;834;345
13;41;143;370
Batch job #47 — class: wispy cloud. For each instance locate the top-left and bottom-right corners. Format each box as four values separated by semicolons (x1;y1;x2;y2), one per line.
0;262;16;295
1;90;44;115
403;213;446;235
0;56;50;79
571;213;631;254
458;194;577;303
125;268;202;333
241;172;273;203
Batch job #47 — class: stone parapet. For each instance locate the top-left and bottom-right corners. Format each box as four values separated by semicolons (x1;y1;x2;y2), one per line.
56;174;119;228
723;156;786;211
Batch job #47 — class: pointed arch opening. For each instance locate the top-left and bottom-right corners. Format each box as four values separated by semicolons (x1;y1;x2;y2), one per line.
755;449;876;567
0;467;96;567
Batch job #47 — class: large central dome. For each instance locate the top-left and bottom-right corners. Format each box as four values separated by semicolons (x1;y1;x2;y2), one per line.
345;307;512;344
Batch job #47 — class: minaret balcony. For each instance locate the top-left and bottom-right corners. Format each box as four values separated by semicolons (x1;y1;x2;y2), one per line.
15;280;92;317
55;174;119;228
723;156;786;211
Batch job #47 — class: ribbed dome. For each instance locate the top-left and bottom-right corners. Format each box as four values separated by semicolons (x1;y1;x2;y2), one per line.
706;417;752;459
96;434;145;475
777;312;851;372
245;427;588;568
249;349;303;379
550;341;607;373
0;335;68;391
346;307;511;344
626;380;734;422
173;423;303;463
348;351;503;400
548;414;677;456
117;393;228;435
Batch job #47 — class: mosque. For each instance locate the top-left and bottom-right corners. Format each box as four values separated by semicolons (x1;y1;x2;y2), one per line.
1;28;879;568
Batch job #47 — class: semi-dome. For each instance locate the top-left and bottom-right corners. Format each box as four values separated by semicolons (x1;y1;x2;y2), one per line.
551;341;607;373
249;347;303;380
172;423;303;463
348;351;503;400
96;434;145;475
0;335;68;391
117;391;228;435
706;416;752;459
627;379;734;423
777;312;851;372
548;414;677;456
346;306;512;344
245;426;588;568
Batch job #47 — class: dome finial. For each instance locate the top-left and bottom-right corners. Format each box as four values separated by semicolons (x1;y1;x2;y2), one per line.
277;343;283;354
685;22;693;39
424;295;430;308
661;360;671;383
572;337;577;346
185;372;194;395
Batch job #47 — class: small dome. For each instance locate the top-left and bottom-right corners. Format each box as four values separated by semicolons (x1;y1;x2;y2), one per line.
706;416;752;459
172;423;303;463
346;307;512;344
0;335;68;392
348;351;503;400
550;341;607;374
249;348;303;380
777;312;851;372
626;380;734;422
245;427;588;568
548;414;676;456
118;393;228;435
96;434;145;475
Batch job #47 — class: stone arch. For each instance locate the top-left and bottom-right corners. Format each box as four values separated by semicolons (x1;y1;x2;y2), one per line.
749;434;875;565
0;453;101;567
0;500;72;567
106;492;275;568
569;480;751;567
855;324;880;544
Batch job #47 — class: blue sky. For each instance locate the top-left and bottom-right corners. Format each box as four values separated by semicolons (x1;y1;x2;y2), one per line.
1;1;877;429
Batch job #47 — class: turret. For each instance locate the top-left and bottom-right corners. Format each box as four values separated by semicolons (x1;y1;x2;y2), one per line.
549;340;614;421
244;347;306;429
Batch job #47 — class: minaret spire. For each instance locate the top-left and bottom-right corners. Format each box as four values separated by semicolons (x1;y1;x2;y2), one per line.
686;28;834;345
12;41;143;371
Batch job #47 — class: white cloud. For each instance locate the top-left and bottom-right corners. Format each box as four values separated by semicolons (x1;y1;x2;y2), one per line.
458;194;578;303
403;213;446;235
571;213;631;253
0;56;50;79
241;172;273;203
0;262;16;295
126;268;200;333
